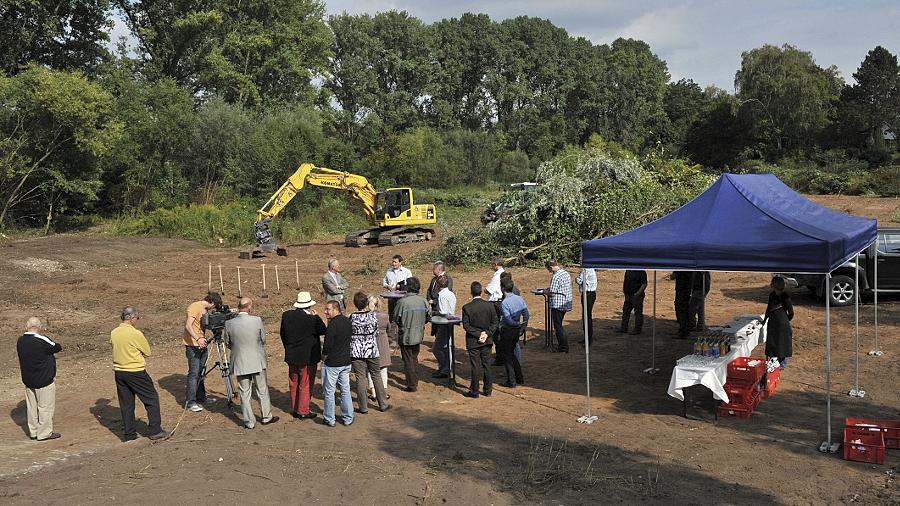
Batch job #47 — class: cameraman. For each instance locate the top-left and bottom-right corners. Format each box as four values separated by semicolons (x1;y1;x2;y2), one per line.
183;292;221;412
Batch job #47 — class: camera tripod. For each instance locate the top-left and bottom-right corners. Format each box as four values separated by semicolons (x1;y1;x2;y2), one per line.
201;331;236;405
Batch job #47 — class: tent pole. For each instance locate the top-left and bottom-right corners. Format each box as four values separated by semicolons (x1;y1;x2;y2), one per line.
820;272;838;453
849;253;864;397
869;242;881;356
644;272;659;374
577;287;597;424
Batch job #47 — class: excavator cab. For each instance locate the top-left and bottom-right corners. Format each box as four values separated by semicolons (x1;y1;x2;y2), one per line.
379;188;412;219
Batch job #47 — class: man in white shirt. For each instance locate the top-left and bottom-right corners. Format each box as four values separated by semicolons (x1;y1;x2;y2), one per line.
485;257;505;302
383;254;412;292
485;257;505;365
431;276;457;379
576;266;598;346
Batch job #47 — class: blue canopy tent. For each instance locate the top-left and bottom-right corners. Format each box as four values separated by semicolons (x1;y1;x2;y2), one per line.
579;174;878;450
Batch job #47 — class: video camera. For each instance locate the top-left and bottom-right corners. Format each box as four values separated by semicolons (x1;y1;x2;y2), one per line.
201;304;237;336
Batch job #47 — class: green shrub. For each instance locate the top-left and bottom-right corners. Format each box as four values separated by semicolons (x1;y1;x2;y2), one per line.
438;143;714;266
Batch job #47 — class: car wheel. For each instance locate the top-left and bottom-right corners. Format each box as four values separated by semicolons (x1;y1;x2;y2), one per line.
828;275;855;307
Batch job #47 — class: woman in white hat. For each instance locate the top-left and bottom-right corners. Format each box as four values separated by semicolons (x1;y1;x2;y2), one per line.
279;292;326;419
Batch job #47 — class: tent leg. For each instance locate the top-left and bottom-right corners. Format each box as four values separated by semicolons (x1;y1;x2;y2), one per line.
820;272;840;454
869;243;882;357
577;288;597;424
849;252;865;397
644;272;660;374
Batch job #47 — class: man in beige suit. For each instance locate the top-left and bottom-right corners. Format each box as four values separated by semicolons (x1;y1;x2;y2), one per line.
322;258;350;311
224;297;278;429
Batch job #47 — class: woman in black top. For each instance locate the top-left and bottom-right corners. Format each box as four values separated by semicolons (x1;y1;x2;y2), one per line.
763;276;793;369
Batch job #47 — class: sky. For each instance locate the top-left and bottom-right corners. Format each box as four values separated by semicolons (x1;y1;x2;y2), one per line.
323;0;900;92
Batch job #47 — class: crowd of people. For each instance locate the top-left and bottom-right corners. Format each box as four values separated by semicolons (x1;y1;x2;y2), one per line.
14;256;793;441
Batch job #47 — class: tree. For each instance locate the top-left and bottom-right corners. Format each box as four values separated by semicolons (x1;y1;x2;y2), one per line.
425;13;499;130
735;44;843;156
115;0;331;107
0;66;121;228
98;61;196;212
840;46;900;149
684;90;748;168
326;11;430;143
593;38;670;153
661;79;707;155
0;0;112;75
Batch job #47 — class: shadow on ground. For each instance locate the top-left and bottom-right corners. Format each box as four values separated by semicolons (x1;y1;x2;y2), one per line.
374;407;780;504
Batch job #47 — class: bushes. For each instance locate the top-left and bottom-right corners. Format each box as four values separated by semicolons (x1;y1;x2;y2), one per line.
106;194;369;247
438;142;713;266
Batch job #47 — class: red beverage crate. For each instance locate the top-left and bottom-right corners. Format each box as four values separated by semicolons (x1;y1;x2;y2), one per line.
718;387;762;419
763;367;780;399
723;378;759;406
843;427;886;464
846;418;900;449
727;357;766;385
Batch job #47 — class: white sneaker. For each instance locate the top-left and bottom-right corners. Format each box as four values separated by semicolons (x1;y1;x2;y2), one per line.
188;404;204;412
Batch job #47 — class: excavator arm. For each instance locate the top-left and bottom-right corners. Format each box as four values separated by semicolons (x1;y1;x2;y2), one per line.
253;163;380;249
256;163;379;224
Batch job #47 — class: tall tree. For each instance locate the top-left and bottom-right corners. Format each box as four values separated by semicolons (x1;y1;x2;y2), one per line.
593;38;670;153
115;0;331;107
0;65;120;228
425;13;499;130
840;46;900;149
661;78;707;155
0;0;112;75
735;44;843;155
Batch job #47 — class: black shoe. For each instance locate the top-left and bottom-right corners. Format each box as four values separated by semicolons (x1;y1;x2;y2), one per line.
482;390;492;397
148;430;169;441
29;436;36;441
403;386;418;393
516;379;525;385
37;432;61;441
302;412;318;419
260;416;279;425
379;404;392;412
463;391;479;399
432;372;449;379
123;435;138;442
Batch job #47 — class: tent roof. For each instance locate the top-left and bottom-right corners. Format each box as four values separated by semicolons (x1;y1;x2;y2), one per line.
581;173;877;273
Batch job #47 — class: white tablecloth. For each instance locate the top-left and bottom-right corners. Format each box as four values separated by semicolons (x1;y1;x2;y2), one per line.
667;315;766;403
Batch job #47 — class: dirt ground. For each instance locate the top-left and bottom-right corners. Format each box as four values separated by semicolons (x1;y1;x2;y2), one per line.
0;196;899;505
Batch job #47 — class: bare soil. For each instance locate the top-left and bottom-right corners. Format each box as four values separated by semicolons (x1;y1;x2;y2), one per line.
0;196;898;505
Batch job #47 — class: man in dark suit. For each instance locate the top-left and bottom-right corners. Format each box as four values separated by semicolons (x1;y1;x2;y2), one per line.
426;261;454;311
279;291;325;419
461;282;498;399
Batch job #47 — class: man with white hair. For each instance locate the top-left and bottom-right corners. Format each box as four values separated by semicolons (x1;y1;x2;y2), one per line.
16;317;62;441
322;258;350;312
225;297;278;429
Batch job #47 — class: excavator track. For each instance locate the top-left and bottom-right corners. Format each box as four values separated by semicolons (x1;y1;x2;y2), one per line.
376;227;434;246
344;227;435;247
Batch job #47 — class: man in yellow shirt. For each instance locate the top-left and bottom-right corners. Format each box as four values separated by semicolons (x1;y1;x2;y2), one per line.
183;292;221;412
111;306;169;442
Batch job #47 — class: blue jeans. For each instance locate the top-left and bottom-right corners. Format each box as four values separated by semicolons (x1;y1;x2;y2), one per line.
185;346;208;406
322;364;353;425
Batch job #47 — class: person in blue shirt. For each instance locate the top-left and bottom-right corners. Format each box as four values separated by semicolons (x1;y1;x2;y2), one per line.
499;278;529;387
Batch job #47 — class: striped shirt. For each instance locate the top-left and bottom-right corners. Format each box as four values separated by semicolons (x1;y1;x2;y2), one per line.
549;269;573;311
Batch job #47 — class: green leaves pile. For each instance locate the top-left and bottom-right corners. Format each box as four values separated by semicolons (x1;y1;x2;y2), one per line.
439;137;714;266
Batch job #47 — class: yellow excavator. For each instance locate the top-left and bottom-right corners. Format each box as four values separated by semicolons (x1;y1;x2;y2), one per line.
244;163;437;257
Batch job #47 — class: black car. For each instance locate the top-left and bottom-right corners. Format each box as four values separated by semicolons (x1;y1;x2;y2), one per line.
781;227;900;306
